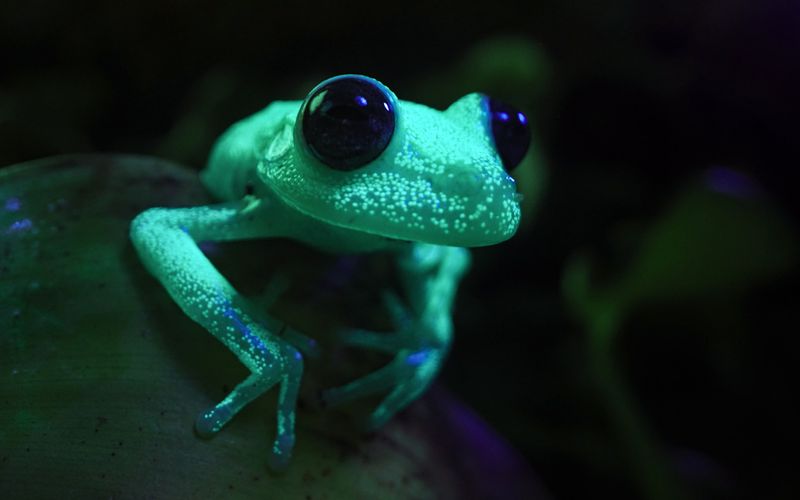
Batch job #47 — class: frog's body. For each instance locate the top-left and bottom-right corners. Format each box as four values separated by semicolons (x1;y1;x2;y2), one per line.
130;75;528;470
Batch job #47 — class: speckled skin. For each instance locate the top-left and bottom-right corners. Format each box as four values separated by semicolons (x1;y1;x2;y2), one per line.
130;75;521;470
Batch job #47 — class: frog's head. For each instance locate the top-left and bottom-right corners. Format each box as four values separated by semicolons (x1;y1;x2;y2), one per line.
260;75;530;247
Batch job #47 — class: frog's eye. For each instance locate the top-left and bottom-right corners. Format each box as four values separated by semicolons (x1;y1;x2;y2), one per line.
487;96;531;172
299;75;396;171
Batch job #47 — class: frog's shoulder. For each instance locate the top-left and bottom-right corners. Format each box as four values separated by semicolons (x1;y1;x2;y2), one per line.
201;101;301;201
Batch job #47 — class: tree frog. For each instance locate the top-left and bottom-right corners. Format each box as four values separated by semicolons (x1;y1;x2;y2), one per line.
130;75;530;470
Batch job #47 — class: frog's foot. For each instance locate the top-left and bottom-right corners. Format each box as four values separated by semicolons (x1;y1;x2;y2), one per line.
194;343;303;471
321;346;442;430
364;371;429;431
335;327;416;354
322;355;407;407
323;289;447;429
332;290;417;354
194;371;275;438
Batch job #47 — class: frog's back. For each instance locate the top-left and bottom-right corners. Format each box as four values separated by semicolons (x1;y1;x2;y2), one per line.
201;101;301;201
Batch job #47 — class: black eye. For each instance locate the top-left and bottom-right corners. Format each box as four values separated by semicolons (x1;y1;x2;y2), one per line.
300;76;396;171
487;96;531;172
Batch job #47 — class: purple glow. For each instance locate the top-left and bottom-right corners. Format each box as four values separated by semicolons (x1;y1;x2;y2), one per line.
198;240;220;256
498;111;509;122
4;198;21;212
355;95;368;107
705;166;758;198
416;388;543;498
517;111;527;125
6;218;32;234
448;397;507;463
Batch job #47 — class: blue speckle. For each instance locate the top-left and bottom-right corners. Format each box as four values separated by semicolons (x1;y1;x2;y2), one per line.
355;95;368;107
6;218;32;234
406;350;429;366
4;198;21;212
220;296;269;357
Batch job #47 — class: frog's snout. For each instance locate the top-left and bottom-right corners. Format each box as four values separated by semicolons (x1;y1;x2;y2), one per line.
417;163;520;247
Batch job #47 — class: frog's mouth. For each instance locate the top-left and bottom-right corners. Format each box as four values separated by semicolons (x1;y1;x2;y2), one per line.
379;235;413;245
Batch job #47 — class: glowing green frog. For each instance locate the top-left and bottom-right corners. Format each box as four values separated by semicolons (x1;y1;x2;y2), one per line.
130;75;530;470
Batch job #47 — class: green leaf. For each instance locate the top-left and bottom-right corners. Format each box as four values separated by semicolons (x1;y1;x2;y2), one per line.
622;173;798;305
0;155;545;499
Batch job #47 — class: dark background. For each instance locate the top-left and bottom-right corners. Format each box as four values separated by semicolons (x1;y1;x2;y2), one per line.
2;1;799;498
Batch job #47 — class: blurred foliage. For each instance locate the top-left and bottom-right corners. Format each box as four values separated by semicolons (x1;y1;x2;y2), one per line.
2;0;799;498
565;171;799;340
562;172;798;499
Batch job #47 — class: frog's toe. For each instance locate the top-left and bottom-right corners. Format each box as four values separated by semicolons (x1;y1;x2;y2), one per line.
366;382;425;431
365;401;398;431
194;406;230;438
381;290;412;330
336;327;415;354
268;433;295;472
321;360;403;408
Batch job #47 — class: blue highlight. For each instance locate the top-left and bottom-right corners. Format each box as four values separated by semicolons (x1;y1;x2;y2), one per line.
4;197;21;212
405;350;429;366
219;296;269;357
488;95;531;171
7;218;32;234
355;95;368;107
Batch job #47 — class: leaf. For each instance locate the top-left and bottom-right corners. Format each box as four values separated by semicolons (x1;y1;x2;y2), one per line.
562;168;798;349
0;155;546;499
621;170;798;305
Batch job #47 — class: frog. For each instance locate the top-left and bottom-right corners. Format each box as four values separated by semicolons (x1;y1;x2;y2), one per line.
130;74;530;470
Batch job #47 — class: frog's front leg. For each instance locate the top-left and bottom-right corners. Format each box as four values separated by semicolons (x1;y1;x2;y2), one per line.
323;243;471;429
130;199;302;470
